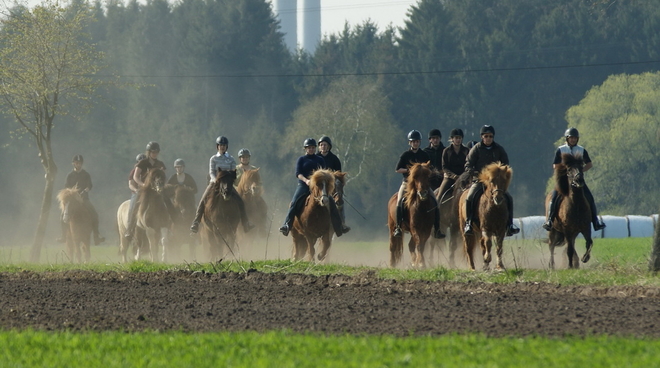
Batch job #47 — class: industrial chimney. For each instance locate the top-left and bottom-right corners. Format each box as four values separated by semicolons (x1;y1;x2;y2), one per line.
273;0;297;52
299;0;321;54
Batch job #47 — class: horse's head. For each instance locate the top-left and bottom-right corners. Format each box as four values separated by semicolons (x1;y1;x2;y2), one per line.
57;187;83;222
144;168;167;193
309;169;335;207
332;171;347;208
479;162;513;206
238;168;262;198
556;153;585;194
215;169;237;201
172;185;196;217
406;162;433;203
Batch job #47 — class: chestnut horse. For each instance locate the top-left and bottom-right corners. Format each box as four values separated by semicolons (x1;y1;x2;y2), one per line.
387;162;435;269
135;168;172;262
167;185;198;260
236;168;268;241
290;169;336;262
57;188;92;263
429;181;463;268
545;153;593;269
199;169;241;261
458;162;513;271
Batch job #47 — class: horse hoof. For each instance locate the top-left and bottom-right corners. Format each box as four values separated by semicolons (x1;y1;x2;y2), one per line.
582;254;591;263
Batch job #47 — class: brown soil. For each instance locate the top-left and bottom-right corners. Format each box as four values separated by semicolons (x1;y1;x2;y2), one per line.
1;270;659;337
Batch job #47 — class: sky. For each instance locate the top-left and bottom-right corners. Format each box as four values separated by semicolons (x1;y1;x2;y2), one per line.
319;0;417;36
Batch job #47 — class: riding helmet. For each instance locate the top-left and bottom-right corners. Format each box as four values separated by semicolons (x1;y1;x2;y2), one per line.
72;154;83;163
303;138;317;147
318;136;332;148
480;125;495;136
216;136;229;146
428;129;442;139
238;148;251;157
449;128;464;138
407;130;422;141
146;141;160;152
565;127;580;138
136;153;147;162
174;158;185;167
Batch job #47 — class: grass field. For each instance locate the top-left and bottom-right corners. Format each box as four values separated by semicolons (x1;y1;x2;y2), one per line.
1;237;658;367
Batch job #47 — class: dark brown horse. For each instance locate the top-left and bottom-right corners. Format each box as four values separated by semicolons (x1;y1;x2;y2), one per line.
199;169;241;261
135;168;172;262
545;153;593;269
290;169;336;262
387;162;435;269
458;162;513;271
57;187;92;263
167;185;198;260
236;168;268;241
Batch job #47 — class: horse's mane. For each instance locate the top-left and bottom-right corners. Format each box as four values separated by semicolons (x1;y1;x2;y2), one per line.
554;153;584;196
143;168;167;189
478;162;513;189
333;171;347;185
237;168;261;193
309;169;335;198
57;187;83;212
405;162;432;205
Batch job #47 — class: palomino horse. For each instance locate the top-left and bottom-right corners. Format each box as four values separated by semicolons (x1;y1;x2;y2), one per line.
387;162;435;269
167;185;198;260
199;169;241;261
290;169;337;262
135;168;172;262
545;153;593;269
117;200;146;263
57;188;92;263
236;168;268;241
458;162;513;271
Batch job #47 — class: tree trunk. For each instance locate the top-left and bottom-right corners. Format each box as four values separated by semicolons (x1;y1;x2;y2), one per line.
29;157;57;262
649;212;660;272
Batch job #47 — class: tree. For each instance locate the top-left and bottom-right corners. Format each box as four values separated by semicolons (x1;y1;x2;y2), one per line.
0;1;109;261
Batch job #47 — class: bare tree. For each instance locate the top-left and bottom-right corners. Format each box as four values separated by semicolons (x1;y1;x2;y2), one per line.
0;1;110;261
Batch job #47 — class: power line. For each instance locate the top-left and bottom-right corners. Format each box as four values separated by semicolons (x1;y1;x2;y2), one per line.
108;59;660;79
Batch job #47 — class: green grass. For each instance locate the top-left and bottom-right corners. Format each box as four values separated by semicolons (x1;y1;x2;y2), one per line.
1;330;658;368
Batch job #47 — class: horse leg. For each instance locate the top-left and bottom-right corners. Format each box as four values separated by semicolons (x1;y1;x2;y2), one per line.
566;237;577;269
462;233;476;271
581;233;594;264
417;235;429;269
160;228;168;263
145;228;158;262
389;231;403;268
495;235;505;271
317;233;332;262
449;232;459;268
482;236;492;271
305;236;316;262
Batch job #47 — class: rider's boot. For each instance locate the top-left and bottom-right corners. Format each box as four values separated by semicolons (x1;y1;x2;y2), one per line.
393;205;403;237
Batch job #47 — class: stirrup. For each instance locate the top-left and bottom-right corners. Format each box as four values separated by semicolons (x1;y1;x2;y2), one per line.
463;221;473;235
593;221;606;231
393;226;402;238
190;221;200;234
542;220;553;231
279;224;290;236
506;224;520;237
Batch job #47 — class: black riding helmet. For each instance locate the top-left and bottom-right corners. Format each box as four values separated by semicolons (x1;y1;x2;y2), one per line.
318;136;332;148
146;141;160;152
303;138;317;147
565;127;579;138
480;125;495;136
407;130;422;141
428;129;442;139
174;158;185;167
216;136;229;146
72;154;83;163
449;128;464;138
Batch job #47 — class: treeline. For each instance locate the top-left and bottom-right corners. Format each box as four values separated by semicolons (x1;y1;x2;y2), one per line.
1;0;659;243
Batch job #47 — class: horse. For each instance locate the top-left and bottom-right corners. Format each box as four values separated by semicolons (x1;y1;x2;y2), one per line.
57;187;92;263
199;169;241;261
135;168;172;262
545;153;593;269
387;162;435;269
428;178;464;268
458;162;513;271
117;200;147;263
290;169;337;262
236;168;268;242
167;185;198;260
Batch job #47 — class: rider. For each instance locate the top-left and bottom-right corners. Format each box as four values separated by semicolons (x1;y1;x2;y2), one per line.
392;130;445;239
189;136;254;234
57;154;105;245
423;129;445;191
279;138;344;237
437;128;470;203
167;158;198;195
236;148;257;185
317;135;350;234
542;127;606;231
124;142;167;240
463;125;520;237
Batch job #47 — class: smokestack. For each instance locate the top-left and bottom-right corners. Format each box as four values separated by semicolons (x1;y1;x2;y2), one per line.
273;0;297;52
299;0;321;53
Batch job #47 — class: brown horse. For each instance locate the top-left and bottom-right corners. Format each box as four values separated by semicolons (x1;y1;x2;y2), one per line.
429;180;463;268
199;169;241;261
167;185;198;260
458;162;513;271
290;169;336;262
236;168;268;241
545;153;593;269
387;162;435;269
117;200;146;263
135;168;172;262
57;188;92;263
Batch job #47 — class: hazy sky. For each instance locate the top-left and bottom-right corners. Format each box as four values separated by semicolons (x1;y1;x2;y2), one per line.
320;0;416;36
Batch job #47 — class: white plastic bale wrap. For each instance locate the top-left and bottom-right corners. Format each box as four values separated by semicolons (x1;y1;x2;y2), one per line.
518;216;546;240
627;215;655;238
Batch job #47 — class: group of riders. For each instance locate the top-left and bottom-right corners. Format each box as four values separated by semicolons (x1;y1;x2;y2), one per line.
59;125;605;246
